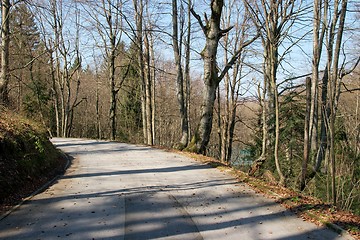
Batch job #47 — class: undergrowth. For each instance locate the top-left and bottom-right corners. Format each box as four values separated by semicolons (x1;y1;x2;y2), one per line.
0;110;62;202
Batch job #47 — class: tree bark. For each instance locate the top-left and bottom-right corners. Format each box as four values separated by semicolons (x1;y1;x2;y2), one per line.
150;33;156;145
272;68;285;186
109;38;117;140
96;76;101;139
219;6;230;162
0;0;10;105
184;0;191;144
300;77;311;191
309;0;321;153
144;30;153;145
172;0;189;149
188;0;225;154
220;3;249;163
188;0;257;154
329;0;348;205
303;0;348;196
133;0;147;144
249;66;268;176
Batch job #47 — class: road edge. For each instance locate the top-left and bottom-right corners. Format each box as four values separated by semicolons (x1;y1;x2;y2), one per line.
0;150;71;221
170;148;357;240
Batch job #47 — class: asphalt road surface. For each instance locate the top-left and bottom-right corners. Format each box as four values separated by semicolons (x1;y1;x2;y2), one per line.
0;138;353;240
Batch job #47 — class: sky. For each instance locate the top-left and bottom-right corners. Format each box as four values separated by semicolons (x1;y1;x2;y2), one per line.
28;0;359;98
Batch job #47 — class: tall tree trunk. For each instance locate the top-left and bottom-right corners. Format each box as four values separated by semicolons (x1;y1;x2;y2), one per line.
300;77;312;190
133;0;147;144
315;68;329;172
103;0;118;141
272;68;285;185
227;61;242;163
251;0;297;185
150;33;156;145
303;0;327;181
50;0;61;137
304;0;348;196
96;78;101;139
267;16;285;184
144;31;153;145
249;71;268;176
0;0;10;105
197;83;218;154
189;0;257;154
217;86;222;159
220;17;230;162
184;0;191;144
172;0;189;149
220;71;230;162
227;103;237;163
220;4;248;163
309;0;320;153
109;43;117;140
329;0;348;205
188;1;224;154
49;49;60;137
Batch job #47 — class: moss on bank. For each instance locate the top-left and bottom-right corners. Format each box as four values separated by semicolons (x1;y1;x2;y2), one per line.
0;110;63;203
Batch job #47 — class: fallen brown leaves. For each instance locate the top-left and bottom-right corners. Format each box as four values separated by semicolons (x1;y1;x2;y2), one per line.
0;110;67;217
171;148;360;240
0;155;67;216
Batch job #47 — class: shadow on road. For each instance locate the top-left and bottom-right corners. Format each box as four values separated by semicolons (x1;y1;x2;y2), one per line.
0;139;349;240
61;164;211;180
1;178;344;239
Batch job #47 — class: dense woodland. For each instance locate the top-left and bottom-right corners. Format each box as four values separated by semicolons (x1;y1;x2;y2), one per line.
0;0;359;214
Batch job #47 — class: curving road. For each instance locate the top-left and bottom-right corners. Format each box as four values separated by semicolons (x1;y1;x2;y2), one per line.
0;138;353;240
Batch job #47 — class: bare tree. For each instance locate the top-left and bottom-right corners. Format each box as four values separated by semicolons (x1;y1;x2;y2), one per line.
184;0;192;144
219;0;252;163
300;77;311;190
308;0;326;153
300;0;328;191
33;0;84;137
326;0;348;204
245;0;302;185
172;0;189;149
132;0;153;145
0;0;10;105
188;0;258;154
80;0;126;140
301;0;354;201
143;0;155;145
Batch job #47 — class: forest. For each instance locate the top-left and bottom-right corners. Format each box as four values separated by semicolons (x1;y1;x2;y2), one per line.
0;0;359;215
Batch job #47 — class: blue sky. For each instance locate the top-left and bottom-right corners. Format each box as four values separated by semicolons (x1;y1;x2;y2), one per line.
30;0;359;98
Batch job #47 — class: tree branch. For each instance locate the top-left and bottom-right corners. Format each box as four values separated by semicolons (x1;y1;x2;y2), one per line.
190;7;206;34
340;56;360;78
218;32;260;82
220;25;234;37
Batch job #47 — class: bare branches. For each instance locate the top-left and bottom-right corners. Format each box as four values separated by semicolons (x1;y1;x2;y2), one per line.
190;7;206;34
218;32;260;82
340;56;360;78
220;25;234;37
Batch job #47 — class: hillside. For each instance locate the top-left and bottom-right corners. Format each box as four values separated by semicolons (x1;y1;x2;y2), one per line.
0;110;66;213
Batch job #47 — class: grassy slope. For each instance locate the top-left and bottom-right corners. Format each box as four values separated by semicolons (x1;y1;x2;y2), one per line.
0;110;66;212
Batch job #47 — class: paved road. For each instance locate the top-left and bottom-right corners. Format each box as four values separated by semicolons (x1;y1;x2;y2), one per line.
0;138;353;240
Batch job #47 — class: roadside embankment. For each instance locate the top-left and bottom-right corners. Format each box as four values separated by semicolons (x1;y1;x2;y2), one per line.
0;110;66;214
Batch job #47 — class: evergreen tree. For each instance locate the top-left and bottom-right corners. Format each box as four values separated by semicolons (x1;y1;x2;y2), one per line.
9;3;51;128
